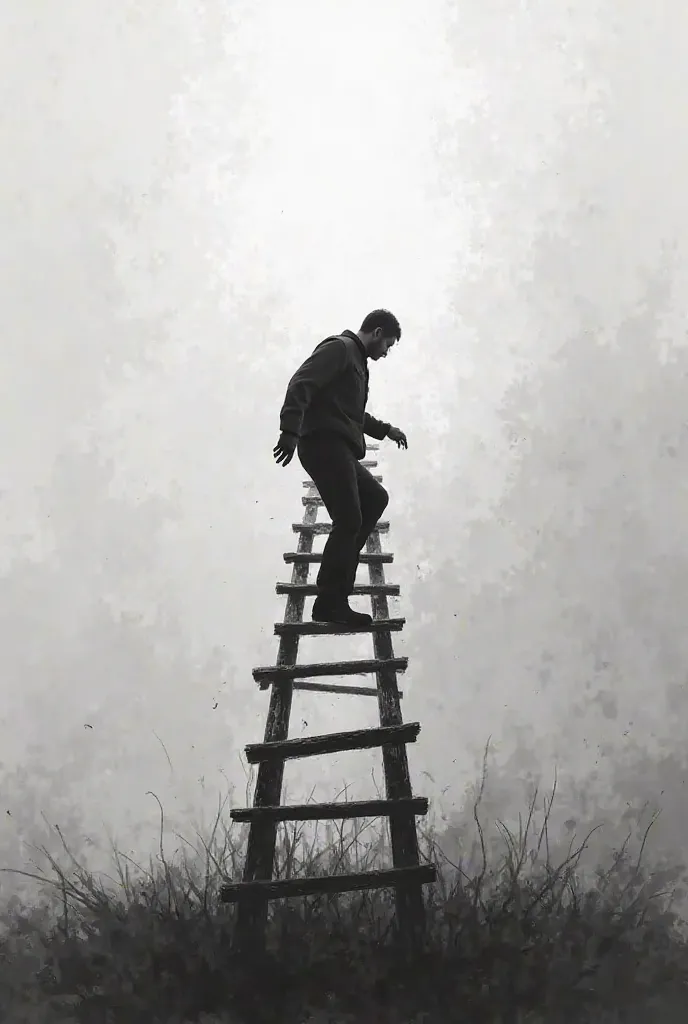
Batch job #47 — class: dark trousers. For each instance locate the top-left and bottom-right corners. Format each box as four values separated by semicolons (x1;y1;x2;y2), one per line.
297;432;389;601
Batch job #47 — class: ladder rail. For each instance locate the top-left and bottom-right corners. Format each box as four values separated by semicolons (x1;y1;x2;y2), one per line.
367;528;427;944
233;503;315;950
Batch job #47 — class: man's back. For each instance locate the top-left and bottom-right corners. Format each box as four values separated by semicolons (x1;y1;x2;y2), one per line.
279;331;390;460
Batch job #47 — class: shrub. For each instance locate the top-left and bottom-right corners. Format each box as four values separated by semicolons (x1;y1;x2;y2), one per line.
1;769;687;1023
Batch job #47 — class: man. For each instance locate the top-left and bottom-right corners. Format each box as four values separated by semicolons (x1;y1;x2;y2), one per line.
273;309;408;626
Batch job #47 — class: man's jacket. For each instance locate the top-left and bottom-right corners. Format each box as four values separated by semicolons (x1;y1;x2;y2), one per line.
279;330;391;460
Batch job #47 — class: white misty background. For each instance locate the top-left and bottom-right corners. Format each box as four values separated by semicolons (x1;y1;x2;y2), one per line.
2;0;688;904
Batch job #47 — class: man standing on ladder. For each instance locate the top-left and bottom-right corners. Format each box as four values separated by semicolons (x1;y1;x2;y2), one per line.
274;309;408;627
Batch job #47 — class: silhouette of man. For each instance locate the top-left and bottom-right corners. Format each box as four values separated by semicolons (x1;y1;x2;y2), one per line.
274;309;408;626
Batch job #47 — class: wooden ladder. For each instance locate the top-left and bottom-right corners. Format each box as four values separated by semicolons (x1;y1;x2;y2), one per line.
220;443;436;953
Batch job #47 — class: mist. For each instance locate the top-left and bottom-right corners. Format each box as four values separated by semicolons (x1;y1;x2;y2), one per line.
3;0;688;902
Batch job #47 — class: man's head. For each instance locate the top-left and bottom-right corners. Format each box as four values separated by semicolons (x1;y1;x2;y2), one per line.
357;309;401;361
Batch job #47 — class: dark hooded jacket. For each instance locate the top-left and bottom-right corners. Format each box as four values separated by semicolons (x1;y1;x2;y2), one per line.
279;329;390;460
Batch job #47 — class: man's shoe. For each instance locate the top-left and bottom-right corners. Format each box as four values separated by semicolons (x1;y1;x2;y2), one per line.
312;596;373;627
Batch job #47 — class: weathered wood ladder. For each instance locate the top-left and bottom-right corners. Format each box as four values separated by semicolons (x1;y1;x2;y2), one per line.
220;443;436;952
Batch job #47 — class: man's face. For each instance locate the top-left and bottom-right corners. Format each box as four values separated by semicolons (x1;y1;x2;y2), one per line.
369;331;397;361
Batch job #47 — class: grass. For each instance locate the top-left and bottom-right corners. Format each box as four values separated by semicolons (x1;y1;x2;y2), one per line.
1;756;688;1024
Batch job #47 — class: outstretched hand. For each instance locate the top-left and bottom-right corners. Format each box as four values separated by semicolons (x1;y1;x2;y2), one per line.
273;431;298;466
387;426;408;450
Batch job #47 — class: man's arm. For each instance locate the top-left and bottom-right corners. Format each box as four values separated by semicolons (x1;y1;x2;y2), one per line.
279;337;348;437
363;412;391;439
365;415;408;450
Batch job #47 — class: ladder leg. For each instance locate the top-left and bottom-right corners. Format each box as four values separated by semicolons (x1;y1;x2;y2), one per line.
367;530;426;950
233;506;315;954
234;682;293;955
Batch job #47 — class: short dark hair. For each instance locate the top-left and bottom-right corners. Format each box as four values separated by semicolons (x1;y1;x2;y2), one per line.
359;309;401;340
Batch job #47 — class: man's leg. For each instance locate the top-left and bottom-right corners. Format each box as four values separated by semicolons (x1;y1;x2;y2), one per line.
343;462;389;596
296;435;368;621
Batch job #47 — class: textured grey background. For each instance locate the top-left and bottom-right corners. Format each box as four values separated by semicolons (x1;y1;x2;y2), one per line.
2;0;687;904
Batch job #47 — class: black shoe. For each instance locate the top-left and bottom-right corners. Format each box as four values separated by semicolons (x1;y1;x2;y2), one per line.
312;596;373;627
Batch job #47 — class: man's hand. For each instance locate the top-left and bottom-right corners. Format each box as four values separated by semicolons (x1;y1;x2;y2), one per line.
273;431;298;466
387;426;408;450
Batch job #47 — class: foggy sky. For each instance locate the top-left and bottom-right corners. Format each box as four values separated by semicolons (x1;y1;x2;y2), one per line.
3;0;688;898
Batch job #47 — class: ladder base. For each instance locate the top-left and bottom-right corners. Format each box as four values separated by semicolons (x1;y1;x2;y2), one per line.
220;864;436;902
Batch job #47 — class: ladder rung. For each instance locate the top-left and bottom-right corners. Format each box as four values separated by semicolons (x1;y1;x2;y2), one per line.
293;681;403;697
303;494;387;507
274;617;405;636
283;552;393;564
253;657;407;686
300;459;377;475
366;444;380;451
220;864;435;903
303;476;382;487
302;496;324;506
245;721;420;763
230;797;428;824
292;522;389;534
276;582;399;596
